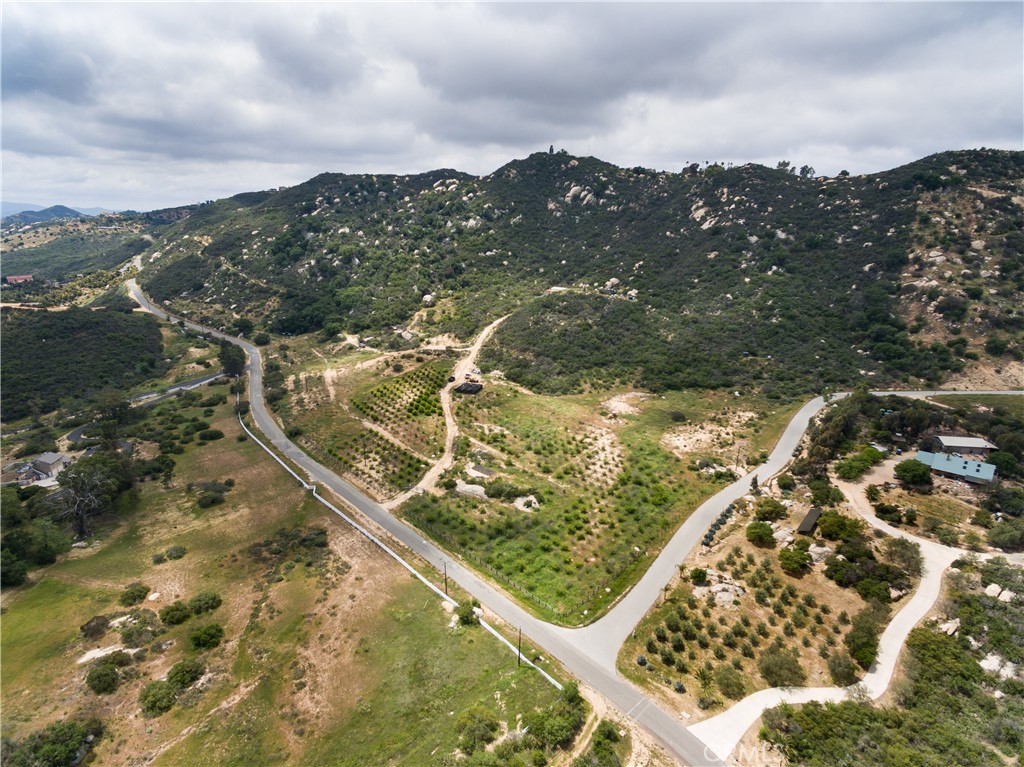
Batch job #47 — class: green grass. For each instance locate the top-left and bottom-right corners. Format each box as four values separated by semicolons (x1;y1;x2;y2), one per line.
3;374;565;766
928;394;1023;410
298;580;561;767
0;579;114;699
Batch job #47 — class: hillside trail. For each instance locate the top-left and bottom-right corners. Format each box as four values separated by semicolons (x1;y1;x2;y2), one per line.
383;314;509;510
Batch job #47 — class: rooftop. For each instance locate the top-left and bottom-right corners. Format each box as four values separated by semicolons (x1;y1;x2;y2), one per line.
935;435;998;451
917;451;996;483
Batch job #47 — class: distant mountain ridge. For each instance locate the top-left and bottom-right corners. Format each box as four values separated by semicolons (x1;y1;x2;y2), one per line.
1;203;115;223
2;205;87;226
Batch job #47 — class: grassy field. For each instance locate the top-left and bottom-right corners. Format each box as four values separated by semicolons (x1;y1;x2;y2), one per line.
1;384;568;766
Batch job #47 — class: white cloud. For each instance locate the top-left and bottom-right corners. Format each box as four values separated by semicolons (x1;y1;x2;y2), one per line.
2;1;1020;210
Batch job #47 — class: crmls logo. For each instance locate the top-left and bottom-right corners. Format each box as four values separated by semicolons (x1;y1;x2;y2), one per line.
703;742;778;766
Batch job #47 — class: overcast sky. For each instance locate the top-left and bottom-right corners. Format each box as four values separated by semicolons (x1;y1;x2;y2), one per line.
3;2;1021;211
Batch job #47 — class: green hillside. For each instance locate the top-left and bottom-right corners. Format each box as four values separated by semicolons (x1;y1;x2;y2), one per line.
137;149;1024;395
1;232;150;281
1;307;164;421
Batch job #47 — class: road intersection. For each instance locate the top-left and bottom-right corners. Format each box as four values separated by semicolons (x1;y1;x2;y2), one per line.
126;278;1021;765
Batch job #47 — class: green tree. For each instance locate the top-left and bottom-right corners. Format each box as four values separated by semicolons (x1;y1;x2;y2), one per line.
189;623;225;649
845;603;886;668
167;658;205;690
988;518;1024;551
455;705;499;755
58;452;132;537
779;544;812;575
139;680;176;717
880;537;923;576
755;497;787;522
1;550;28;587
690;567;708;585
159;601;192;625
715;665;746;699
86;663;120;695
218;342;246;377
827;651;859;685
188;592;222;615
894;459;933;488
119;582;150;607
758;649;806;687
746;521;775;547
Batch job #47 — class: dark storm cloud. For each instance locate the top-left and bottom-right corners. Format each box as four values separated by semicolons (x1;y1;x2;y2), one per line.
1;2;1020;211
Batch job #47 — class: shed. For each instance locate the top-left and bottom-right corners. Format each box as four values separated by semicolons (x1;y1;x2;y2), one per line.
935;435;997;456
797;507;822;535
454;382;483;394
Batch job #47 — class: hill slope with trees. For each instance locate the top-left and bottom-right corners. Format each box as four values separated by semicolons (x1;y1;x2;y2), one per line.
135;149;1023;396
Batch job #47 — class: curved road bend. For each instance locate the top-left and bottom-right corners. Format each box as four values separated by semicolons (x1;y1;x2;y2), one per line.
126;279;727;764
127;281;1021;764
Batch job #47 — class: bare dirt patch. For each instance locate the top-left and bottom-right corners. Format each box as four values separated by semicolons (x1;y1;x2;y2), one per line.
579;425;624;487
941;359;1024;391
661;410;757;464
602;392;651;417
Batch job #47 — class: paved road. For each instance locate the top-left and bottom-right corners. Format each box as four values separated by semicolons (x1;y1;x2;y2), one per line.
126;279;727;765
127;280;1022;764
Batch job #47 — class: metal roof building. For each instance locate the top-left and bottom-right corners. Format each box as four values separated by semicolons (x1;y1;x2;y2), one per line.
917;451;996;484
935;435;997;454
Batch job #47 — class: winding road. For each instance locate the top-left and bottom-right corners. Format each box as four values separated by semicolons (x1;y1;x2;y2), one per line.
126;278;1022;765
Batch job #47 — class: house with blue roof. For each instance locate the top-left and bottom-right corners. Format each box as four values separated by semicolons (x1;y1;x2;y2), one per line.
916;451;996;484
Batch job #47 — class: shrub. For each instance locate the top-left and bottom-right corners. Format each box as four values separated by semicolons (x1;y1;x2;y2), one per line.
457;602;479;626
828;651;859;685
755;498;787;522
188;592;222;615
119;582;150;607
746;522;775;547
167;658;205;690
777;474;796;492
189;623;225;650
116;607;160;645
139;680;176;717
159;601;192;626
86;663;120;695
198;429;225;441
715;665;746;699
455;705;499;755
80;615;110;640
165;545;187;560
758;649;807;687
690;567;708;585
196;492;224;508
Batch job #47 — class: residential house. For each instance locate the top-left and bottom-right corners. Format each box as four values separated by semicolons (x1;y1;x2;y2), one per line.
916;451;996;484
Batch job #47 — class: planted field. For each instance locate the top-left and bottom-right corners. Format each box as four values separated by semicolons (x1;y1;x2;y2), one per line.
350;360;451;456
352;361;449;421
272;352;452;499
318;428;429;497
401;386;798;623
618;543;861;718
